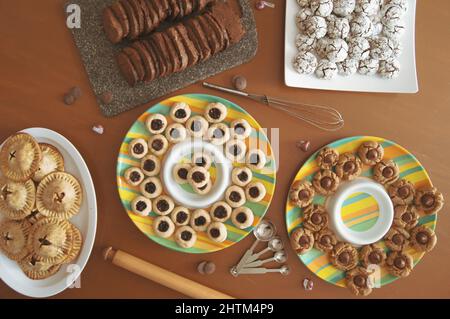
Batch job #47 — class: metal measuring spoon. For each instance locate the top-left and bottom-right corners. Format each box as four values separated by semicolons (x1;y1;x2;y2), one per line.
243;251;287;268
235;265;291;276
233;220;277;273
246;236;284;264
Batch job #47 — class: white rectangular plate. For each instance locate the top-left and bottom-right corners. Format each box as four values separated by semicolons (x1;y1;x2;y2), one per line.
0;128;97;298
284;0;418;93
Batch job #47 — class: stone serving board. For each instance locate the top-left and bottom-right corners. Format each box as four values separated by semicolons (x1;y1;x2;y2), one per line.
68;0;258;117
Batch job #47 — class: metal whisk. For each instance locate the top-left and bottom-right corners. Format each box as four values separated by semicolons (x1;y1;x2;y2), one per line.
203;82;344;131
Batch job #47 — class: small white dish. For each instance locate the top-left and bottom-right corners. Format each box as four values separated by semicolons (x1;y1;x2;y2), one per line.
284;0;418;93
162;140;232;209
326;178;393;246
0;128;97;298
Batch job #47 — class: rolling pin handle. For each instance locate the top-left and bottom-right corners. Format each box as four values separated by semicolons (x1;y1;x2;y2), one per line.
103;246;116;261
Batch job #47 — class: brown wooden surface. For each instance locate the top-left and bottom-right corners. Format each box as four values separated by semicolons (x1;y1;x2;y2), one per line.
0;0;449;298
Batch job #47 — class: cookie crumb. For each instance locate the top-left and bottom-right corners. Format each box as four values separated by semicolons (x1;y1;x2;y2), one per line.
232;75;247;91
302;277;314;291
69;86;82;99
296;140;311;152
100;91;113;104
197;261;216;275
92;124;104;135
63;93;76;105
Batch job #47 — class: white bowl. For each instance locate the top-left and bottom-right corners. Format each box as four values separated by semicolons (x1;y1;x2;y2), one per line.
326;178;393;246
162;140;232;209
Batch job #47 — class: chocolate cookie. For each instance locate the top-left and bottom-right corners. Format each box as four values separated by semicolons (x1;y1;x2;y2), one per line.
184;18;211;62
175;226;197;248
116;51;139;86
359;244;386;268
312;169;340;195
175;24;200;67
346;267;373;296
314;228;337;252
111;2;130;38
316;147;339;170
207;222;227;243
132;41;156;82
131;195;152;216
225;185;246;208
393;205;419;230
330;242;358;271
153;195;175;216
170;102;191;123
302;204;329;232
386;251;413;278
373;159;400;185
414;187;444;215
246;149;267;171
166;27;189;72
121;0;140;40
388;179;416;205
410;225;437;252
335;153;362;181
231;207;254;229
290;227;315;254
358;141;384;165
103;7;124;44
384;226;410;252
289;181;315;208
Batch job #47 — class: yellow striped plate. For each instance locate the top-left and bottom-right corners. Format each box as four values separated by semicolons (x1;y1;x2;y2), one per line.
117;94;276;253
285;136;437;287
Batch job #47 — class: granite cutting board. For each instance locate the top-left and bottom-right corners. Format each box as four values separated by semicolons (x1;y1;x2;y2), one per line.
69;0;258;117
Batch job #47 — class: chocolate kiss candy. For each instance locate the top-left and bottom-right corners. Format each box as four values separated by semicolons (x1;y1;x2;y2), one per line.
367;149;378;160
394;257;406;269
416;232;429;244
354;275;366;288
397;186;410;198
421;194;435;208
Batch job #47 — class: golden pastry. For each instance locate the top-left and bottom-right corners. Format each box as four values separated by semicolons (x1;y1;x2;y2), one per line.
314;228;337;252
19;254;61;280
64;223;83;264
0;176;35;220
32;143;65;183
0;219;30;261
312;169;340;195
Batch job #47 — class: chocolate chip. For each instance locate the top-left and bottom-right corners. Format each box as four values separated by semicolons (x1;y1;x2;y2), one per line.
136;201;147;212
191;120;202;132
343;161;355;172
170;128;180;139
100;91;113;104
213;129;224;138
214;206;228;219
296;140;310;152
133;143;145;154
208;108;222;120
156;200;169;212
152;139;164;151
298;235;310;246
130;171;141;182
353;275;366;288
175;109;187;119
232;75;247;91
392;233;404;245
338;252;350;265
366;149;378;160
311;213;322;225
249;187;260;198
210;228;221;238
397;186;410;198
145;182;156;194
237;171;249;182
192;171;205;183
143;159;155;172
421;194;435;208
229;191;242;202
236;212;247;223
157;221;170;232
69;86;82;99
320;177;333;189
176;211;188;224
64;93;76;105
401;212;412;223
394;257;406;269
194;216;206;226
151;119;164;131
416;232;429;244
298;189;310;200
181;231;192;241
382;167;395;178
320;235;331;245
177;168;188;179
234;123;246;135
368;251;381;264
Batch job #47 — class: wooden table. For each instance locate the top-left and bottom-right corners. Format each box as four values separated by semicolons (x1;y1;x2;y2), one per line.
0;0;449;298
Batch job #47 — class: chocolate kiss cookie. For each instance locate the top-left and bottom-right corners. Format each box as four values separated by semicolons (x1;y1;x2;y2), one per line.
414;187;444;215
358;141;384;165
316;147;339;170
346;267;373;296
289;181;315;208
384;226;410;252
373;159;400;185
290;227;314;255
314;228;337;252
302;204;329;232
330;242;358;271
335;152;362;181
410;225;437;252
359;244;386;268
312;169;340;196
386;251;413;278
388;179;416;205
393;205;419;230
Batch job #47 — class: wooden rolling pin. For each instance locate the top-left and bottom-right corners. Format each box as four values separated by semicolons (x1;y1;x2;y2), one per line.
103;247;234;299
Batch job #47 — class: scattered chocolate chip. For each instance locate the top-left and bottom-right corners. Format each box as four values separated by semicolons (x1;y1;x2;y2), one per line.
100;91;113;104
232;75;247;91
197;261;216;275
302;277;314;291
296;140;311;152
64;93;76;105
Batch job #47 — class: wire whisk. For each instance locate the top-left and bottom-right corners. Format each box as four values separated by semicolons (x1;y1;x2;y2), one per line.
203;82;344;131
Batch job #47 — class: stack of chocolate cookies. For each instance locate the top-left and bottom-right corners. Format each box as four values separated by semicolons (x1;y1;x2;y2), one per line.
103;0;214;43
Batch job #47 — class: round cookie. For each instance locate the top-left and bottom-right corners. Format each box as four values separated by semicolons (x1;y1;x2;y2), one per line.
358;141;384;165
310;0;333;17
393;204;419;230
333;0;356;17
187;166;210;188
373;159;400;185
354;0;379;16
231;167;253;187
124;167;145;186
290;227;314;254
140;155;161;177
382;21;406;39
296;7;313;31
170;102;191;123
231;207;254;229
314;228;338;253
152;195;175;216
381;4;404;27
225;140;247;162
153;216;175;238
204;102;227;123
359;244;386;268
175;226;197;248
289;180;315;208
140;177;163;199
192;151;212;170
384;226;410;251
379;59;401;79
327;16;350;39
171;206;191;226
337;59;359;76
295;33;316;52
246;149;267;170
347;37;371;61
0;219;30;261
350;14;374;38
245;182;266;203
193;180;212;195
206;123;231;145
230;119;252;140
131;195;152;216
145;113;167;134
330;242;358;271
312;169;340;195
186;115;209;138
225;185;246;208
190;209;211;232
165;123;187;144
304;16;327;39
346;267;373;296
210;201;232;222
173;163;191;184
370;37;396;60
128;138;148;159
316;147;339;170
293;51;318;75
335;153;362;180
315;59;338;79
414;187;444;215
358;58;379;75
388;179;415;205
410;225;437;252
386;251;413;278
148;134;169;156
207;222;227;243
0;177;35;220
32;143;65;183
302;204;329;232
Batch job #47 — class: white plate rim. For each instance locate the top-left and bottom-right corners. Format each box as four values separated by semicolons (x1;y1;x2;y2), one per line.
0;128;97;298
284;0;418;93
